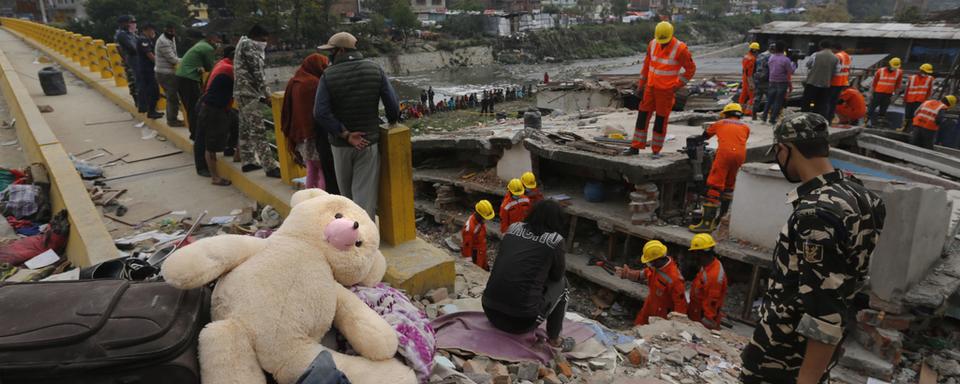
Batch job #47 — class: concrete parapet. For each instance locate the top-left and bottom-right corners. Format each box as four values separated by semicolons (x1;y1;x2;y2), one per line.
381;237;455;296
0;33;116;266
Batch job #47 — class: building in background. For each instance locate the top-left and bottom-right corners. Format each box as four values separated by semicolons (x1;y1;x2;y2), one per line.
411;0;446;14
542;0;578;9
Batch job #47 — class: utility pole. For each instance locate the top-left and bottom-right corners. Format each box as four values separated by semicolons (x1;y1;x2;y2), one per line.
38;0;48;23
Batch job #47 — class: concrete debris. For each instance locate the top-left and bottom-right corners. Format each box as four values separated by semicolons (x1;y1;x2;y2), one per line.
630;183;659;225
927;352;960;378
628;313;747;383
839;341;894;381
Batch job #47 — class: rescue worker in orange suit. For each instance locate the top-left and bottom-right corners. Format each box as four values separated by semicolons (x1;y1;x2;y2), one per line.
614;240;687;325
499;178;532;234
522;171;543;204
686;234;728;330
826;42;851;123
623;21;697;159
867;57;903;128
902;63;936;133
689;103;750;233
835;87;866;126
462;200;494;270
911;95;957;149
739;42;760;116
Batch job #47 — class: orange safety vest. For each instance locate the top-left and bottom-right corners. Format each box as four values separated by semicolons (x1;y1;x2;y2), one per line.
688;258;728;329
461;213;488;270
874;68;902;94
742;52;756;81
635;258;687;325
905;74;934;103
836;87;867;122
913;99;947;131
831;51;851;87
643;37;693;90
526;188;543;204
499;193;531;233
706;118;750;154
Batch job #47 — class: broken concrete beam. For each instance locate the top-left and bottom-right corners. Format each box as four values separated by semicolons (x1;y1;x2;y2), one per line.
831;148;960;190
857;134;960;179
853;323;903;365
839;340;894;380
869;183;951;303
903;249;960;309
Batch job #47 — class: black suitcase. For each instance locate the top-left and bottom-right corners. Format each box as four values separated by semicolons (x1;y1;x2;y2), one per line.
0;279;209;383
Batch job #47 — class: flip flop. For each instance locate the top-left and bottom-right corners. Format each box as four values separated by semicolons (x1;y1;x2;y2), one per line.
550;337;576;352
211;179;232;186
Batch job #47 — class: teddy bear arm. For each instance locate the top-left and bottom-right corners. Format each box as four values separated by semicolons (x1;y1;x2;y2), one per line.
333;285;399;361
161;235;268;289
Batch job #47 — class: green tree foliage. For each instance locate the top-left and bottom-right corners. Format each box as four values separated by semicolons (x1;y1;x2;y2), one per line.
846;0;893;21
442;14;487;38
448;0;486;11
67;0;189;41
895;6;923;23
805;1;852;22
541;4;562;14
611;0;629;18
391;1;420;32
700;0;730;16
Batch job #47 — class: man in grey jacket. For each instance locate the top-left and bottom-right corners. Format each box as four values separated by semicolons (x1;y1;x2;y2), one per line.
802;40;838;120
154;23;184;127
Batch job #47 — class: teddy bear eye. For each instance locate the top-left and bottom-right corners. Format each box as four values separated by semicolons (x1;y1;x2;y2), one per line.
355;240;363;247
335;213;343;219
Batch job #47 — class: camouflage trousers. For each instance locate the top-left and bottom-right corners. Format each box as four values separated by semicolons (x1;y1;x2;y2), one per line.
238;99;278;171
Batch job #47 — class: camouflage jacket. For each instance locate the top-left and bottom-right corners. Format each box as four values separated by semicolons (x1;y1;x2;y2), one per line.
744;170;885;379
233;36;269;101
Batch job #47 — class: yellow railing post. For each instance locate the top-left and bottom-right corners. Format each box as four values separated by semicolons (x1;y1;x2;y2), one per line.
89;39;104;73
378;125;416;245
79;36;92;68
105;44;127;87
70;33;81;62
270;91;306;185
98;43;112;79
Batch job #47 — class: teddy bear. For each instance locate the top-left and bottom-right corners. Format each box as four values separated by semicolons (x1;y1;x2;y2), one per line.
162;189;418;384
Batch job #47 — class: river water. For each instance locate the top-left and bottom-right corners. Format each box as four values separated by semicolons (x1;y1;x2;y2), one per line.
267;54;643;102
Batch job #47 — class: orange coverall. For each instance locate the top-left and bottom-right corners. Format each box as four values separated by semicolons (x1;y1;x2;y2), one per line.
703;118;750;205
688;258;728;329
739;52;756;114
630;37;697;154
634;257;687;325
836;88;866;124
461;213;488;270
499;193;531;233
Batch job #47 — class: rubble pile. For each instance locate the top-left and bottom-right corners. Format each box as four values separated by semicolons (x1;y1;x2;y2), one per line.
630;183;659;225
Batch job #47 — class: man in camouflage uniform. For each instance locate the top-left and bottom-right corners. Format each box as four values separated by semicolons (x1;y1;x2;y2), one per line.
114;15;139;106
741;112;885;384
234;25;280;178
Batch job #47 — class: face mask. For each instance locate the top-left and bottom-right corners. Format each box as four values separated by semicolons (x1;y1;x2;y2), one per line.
164;32;175;38
776;145;802;183
253;40;267;50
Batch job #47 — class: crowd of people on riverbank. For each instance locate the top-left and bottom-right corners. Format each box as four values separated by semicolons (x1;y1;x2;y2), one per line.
401;85;535;120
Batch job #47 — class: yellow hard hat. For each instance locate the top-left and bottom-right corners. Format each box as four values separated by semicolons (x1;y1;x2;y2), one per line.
946;95;957;108
476;200;495;220
641;240;668;264
749;42;760;50
654;21;674;45
722;103;743;115
920;63;934;74
521;171;537;189
508;178;525;196
889;57;901;69
689;233;717;251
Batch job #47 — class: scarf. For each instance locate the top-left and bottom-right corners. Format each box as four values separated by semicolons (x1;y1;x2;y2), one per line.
281;54;329;158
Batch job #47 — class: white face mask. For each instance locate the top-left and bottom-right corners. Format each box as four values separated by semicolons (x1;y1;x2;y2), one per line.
253;39;267;50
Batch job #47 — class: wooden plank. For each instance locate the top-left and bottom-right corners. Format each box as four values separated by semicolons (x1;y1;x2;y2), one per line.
919;362;937;384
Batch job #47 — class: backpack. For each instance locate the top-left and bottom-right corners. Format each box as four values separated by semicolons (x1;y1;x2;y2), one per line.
754;52;771;84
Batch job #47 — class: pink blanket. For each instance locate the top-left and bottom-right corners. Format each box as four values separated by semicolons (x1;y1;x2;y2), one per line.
431;312;594;364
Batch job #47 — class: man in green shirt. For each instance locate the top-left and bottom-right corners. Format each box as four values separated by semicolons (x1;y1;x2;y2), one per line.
176;31;221;176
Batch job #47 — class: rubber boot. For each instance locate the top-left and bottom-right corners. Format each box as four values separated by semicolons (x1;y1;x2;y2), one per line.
688;204;719;233
719;198;732;219
624;111;651;155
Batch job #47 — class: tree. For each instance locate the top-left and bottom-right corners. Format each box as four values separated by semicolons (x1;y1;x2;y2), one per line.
69;0;189;41
895;5;923;23
542;4;562;14
700;0;730;16
804;0;852;22
611;0;629;18
391;1;420;33
448;0;486;11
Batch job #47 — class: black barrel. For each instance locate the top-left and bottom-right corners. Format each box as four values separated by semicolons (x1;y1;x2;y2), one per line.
38;67;67;96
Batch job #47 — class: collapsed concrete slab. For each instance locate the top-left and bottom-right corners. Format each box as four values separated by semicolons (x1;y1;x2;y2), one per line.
857;134;960;179
869;184;951;303
728;164;795;249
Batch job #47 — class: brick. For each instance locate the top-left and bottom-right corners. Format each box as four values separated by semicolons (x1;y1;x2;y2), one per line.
492;375;511;384
465;372;492;384
543;372;563;384
854;323;903;365
856;309;914;331
556;361;573;377
487;362;509;377
627;348;647;366
463;357;490;374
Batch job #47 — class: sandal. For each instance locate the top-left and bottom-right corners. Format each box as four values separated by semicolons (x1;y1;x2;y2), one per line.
211;179;232;186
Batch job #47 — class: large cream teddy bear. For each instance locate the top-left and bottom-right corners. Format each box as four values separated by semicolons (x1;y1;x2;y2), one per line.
162;189;418;384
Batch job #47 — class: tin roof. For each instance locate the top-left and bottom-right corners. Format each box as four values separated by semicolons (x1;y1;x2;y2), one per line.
750;21;960;40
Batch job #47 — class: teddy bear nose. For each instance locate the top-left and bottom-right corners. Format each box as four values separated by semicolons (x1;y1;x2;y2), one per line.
324;217;360;251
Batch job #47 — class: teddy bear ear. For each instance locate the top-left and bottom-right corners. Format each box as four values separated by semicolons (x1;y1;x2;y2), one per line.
290;188;329;207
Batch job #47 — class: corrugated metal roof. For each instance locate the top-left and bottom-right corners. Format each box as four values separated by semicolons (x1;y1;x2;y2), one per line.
749;21;960;40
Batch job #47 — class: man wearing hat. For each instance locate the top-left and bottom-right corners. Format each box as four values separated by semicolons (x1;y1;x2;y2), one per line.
313;32;399;219
114;15;139;105
614;240;687;326
741;113;886;384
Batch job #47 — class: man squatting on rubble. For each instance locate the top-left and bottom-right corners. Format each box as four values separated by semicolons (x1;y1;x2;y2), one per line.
741;113;886;384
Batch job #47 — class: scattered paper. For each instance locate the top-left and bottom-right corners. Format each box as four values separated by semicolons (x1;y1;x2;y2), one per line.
866;378;890;384
41;268;79;281
208;215;235;225
115;230;184;245
170;210;188;215
25;249;59;269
